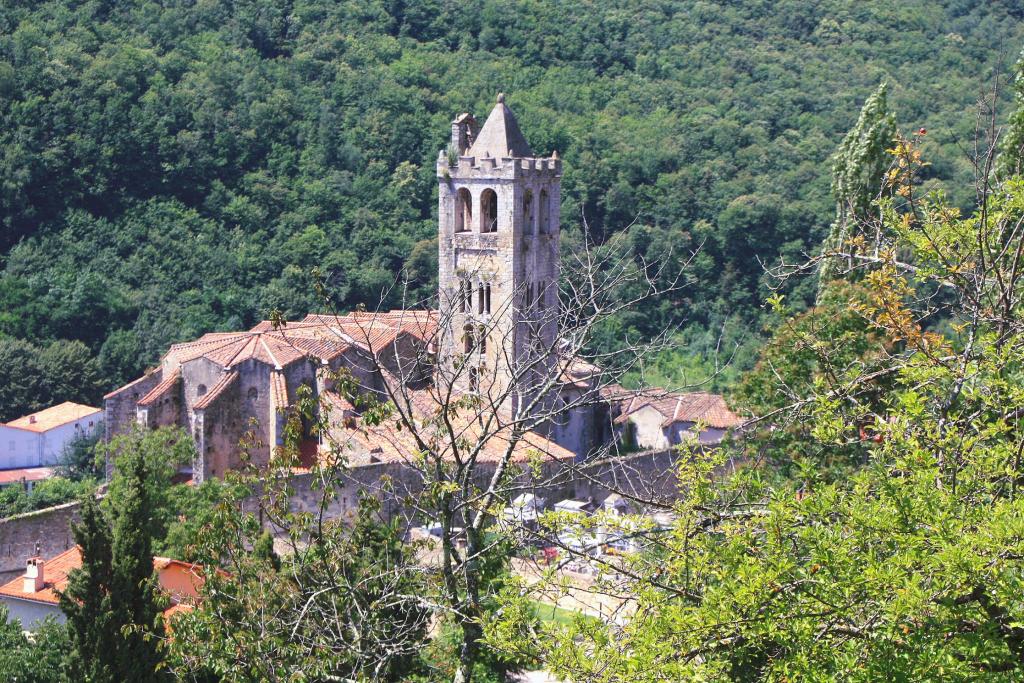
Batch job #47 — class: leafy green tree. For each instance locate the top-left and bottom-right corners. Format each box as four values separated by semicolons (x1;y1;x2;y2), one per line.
0;608;71;683
0;338;48;421
168;491;430;681
818;82;898;293
57;431;102;482
59;497;119;682
998;49;1024;180
107;445;168;680
490;139;1024;681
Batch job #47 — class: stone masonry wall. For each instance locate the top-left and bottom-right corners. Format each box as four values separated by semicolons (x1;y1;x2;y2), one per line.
104;370;162;440
0;502;80;583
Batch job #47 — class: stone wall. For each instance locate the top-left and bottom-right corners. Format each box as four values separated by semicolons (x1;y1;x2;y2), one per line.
0;502;80;583
104;370;162;439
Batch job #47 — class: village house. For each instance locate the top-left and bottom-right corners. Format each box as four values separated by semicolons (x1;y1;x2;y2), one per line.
613;391;742;450
0;402;102;489
0;547;206;630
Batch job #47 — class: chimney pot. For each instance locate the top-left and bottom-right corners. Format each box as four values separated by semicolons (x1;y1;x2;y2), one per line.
29;415;36;424
23;557;44;593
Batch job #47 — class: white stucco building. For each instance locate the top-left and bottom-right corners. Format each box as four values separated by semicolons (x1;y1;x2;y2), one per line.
0;402;102;471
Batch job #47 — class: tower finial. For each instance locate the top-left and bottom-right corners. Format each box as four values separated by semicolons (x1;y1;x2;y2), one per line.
496;92;505;104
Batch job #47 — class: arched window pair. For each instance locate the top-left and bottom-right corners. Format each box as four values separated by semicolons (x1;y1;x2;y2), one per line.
455;188;498;233
459;280;490;315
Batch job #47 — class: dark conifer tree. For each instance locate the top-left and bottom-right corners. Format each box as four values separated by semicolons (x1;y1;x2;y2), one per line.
60;448;168;682
108;450;168;681
59;496;118;682
817;83;897;297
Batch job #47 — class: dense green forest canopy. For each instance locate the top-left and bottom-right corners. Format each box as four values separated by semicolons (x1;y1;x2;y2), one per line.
0;0;1021;409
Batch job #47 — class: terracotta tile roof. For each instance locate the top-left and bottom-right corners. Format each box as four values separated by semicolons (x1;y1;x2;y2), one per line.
321;390;354;413
104;370;159;400
0;548;208;613
137;369;181;408
4;402;102;433
270;371;289;411
324;386;574;467
155;311;439;380
192;371;238;411
0;467;55;485
614;391;743;430
0;547;80;605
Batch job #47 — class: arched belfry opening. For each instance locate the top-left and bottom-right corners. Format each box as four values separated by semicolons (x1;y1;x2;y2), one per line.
455;188;472;233
480;188;498;233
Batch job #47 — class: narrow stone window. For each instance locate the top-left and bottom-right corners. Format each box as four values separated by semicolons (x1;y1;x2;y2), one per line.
463;324;474;354
456;188;472;233
197;384;208;397
478;284;485;314
247;387;259;401
523;189;534;235
480;189;498;233
485;284;492;313
539;189;550;234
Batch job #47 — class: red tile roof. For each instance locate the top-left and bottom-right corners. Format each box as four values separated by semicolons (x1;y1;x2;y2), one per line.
4;402;102;433
0;467;55;485
614;391;743;430
0;548;208;611
104;369;159;400
270;371;289;411
324;386;574;466
159;311;438;376
137;369;181;408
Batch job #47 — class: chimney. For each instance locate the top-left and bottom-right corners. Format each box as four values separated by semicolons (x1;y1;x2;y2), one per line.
28;415;36;424
23;557;44;593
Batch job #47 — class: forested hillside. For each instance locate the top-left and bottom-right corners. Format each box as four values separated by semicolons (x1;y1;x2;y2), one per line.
1;0;1021;415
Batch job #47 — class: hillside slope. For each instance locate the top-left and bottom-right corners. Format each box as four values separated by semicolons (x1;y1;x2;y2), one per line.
0;0;1021;401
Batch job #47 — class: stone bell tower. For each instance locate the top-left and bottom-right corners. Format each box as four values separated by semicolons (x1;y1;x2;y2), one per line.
436;93;562;415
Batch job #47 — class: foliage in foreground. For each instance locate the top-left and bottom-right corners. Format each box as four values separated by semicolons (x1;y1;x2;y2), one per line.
0;608;71;683
489;137;1024;680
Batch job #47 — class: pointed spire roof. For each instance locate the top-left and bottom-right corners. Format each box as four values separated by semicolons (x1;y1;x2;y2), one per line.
468;93;533;159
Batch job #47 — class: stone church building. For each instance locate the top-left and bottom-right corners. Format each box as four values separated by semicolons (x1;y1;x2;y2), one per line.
104;95;738;485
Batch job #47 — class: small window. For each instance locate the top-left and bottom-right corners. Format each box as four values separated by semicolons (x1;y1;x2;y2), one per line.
477;285;485;314
523;189;535;235
463;324;474;354
247;387;259;401
485;284;492;314
197;384;208;397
